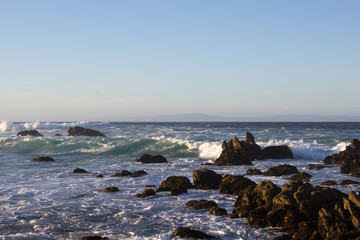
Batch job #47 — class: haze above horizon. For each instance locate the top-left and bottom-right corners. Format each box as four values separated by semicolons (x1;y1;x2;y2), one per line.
1;1;359;122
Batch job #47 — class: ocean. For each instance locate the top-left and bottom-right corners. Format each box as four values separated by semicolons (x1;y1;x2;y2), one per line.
1;121;360;240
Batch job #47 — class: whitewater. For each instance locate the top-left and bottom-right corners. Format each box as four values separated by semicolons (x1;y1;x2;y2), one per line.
1;121;360;239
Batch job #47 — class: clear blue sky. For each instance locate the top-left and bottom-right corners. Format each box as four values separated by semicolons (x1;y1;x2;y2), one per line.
1;0;359;121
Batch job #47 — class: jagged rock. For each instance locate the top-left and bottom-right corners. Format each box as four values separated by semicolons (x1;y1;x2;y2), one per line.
68;126;106;137
340;179;359;185
341;159;360;177
110;170;132;177
73;167;88;173
209;206;227;217
185;200;218;209
172;227;214;239
264;164;299;176
289;172;312;182
193;168;222;190
215;133;261;166
260;146;294;159
246;168;263;175
157;176;194;193
135;154;168;164
306;164;325;170
82;236;109;240
349;191;360;208
132;170;148;177
105;186;119;192
219;175;256;195
135;188;156;198
320;180;338;186
17;130;43;137
32;156;55;162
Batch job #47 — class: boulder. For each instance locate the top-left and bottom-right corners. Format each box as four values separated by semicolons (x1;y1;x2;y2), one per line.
96;174;104;178
157;176;194;192
68;126;106;137
260;146;294;159
209;206;227;217
185;200;218;209
135;154;168;164
73;167;88;173
17;130;43;137
135;188;156;198
245;168;263;175
105;186;119;192
172;227;214;239
264;164;299;176
32;156;55;162
289;172;312;182
132;170;148;177
110;170;132;177
170;188;188;196
306;164;325;171
219;175;256;195
193;168;222;190
320;180;337;186
54;134;62;137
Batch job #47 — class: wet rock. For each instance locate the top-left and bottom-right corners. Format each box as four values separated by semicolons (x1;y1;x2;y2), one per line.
215;133;261;166
289;172;312;182
306;164;325;170
264;164;299;176
341;159;360;177
209;206;228;217
340;179;360;185
111;170;132;177
186;200;218;209
171;188;188;196
96;174;104;178
349;191;360;208
32;156;55;162
172;227;214;239
219;175;256;195
136;188;156;198
17;130;43;137
157;176;194;192
260;146;294;159
245;168;263;175
320;180;338;186
68;126;106;137
273;234;292;240
54;133;62;137
105;186;119;192
201;162;214;166
145;185;156;188
82;236;109;240
135;154;168;164
193;168;222;190
228;212;239;219
132;170;148;177
73;167;88;173
351;139;360;150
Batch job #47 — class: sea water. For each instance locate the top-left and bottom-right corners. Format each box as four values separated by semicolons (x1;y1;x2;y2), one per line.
1;121;360;239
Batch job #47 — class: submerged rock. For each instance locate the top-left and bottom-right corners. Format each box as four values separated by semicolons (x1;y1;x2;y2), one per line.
132;170;148;177
32;156;55;162
260;146;294;159
105;186;119;192
73;167;88;173
209;206;228;217
193;168;222;190
135;188;156;198
185;200;218;209
264;164;299;176
96;174;104;178
17;130;43;137
340;179;360;185
68;126;106;137
135;154;168;164
289;172;312;182
246;168;263;175
320;180;338;186
172;227;214;239
82;236;109;240
111;170;133;177
306;164;325;170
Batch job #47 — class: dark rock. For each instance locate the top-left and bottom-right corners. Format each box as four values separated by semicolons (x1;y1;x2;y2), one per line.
186;200;218;209
201;162;214;166
157;176;194;192
289;172;312;182
96;174;104;178
32;156;55;162
145;185;156;188
351;139;360;150
260;146;294;159
219;175;256;195
135;154;168;164
323;139;360;169
209;206;228;217
111;170;132;177
340;179;359;185
136;188;156;198
349;191;360;208
172;227;214;239
264;164;299;176
228;212;239;219
273;234;292;240
245;168;263;175
132;170;148;177
17;130;43;137
68;126;106;137
73;167;88;173
54;133;62;137
193;168;222;190
82;236;109;240
105;186;119;192
306;164;325;171
171;188;188;196
341;159;360;177
215;134;261;166
320;180;338;186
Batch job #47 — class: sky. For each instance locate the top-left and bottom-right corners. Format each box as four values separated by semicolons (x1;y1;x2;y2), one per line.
1;0;359;121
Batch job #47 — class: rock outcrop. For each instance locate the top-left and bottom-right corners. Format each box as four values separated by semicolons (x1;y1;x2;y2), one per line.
193;168;222;190
323;139;360;177
135;154;168;164
172;227;214;239
68;126;106;137
17;130;43;137
32;156;55;162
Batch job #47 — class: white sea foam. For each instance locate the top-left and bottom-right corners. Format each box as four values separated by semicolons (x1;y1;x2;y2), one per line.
0;121;11;132
330;142;348;152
